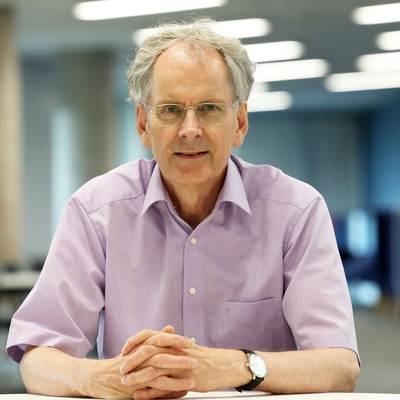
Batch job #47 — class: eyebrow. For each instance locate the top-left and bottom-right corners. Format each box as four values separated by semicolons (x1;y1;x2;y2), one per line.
155;98;227;105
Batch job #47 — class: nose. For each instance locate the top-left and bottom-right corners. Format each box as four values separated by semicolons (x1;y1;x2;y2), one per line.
178;108;203;140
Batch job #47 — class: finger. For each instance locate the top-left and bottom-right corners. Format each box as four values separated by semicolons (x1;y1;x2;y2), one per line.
121;329;165;356
142;353;197;370
120;344;161;375
158;390;188;399
132;375;195;398
134;389;188;400
162;325;175;334
133;389;174;400
150;375;196;391
144;332;193;349
121;354;197;385
121;365;160;386
124;371;195;392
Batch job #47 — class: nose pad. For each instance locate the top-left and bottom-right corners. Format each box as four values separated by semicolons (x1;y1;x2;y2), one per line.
178;108;203;139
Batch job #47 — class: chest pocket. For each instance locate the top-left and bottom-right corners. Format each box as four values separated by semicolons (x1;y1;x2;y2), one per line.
217;298;286;351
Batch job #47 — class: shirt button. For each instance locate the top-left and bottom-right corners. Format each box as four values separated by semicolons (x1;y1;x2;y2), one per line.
189;287;197;295
190;237;197;245
190;337;197;344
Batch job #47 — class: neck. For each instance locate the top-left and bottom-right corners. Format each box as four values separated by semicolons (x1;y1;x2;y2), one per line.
162;171;226;230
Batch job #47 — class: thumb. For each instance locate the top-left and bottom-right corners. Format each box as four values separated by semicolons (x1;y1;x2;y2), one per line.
162;325;175;334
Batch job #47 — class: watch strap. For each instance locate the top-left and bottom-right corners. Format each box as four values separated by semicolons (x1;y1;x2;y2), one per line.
235;349;264;392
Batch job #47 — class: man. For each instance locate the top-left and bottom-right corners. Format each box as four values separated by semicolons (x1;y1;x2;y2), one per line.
7;19;359;398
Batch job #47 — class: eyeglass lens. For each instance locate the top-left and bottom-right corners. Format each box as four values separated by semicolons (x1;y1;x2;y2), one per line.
153;103;231;126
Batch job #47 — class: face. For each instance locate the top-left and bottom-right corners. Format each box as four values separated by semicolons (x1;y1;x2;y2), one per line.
136;45;248;193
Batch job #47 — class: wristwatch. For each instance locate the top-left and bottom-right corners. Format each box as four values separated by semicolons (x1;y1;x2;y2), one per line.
235;349;267;392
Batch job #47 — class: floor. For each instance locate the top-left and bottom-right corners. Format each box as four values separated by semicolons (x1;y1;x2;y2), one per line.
0;307;399;394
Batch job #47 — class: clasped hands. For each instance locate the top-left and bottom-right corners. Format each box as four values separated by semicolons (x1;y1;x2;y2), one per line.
117;325;243;400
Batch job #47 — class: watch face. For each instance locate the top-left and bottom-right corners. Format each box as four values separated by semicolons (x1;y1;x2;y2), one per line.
249;354;267;378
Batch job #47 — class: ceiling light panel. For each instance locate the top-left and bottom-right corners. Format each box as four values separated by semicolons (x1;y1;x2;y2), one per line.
352;2;400;25
254;59;329;82
73;0;228;21
356;52;400;72
212;18;271;38
325;70;400;92
244;41;304;63
132;18;270;45
247;92;293;112
376;30;400;51
251;82;270;93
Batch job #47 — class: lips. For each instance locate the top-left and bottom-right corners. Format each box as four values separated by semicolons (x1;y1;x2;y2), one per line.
177;152;207;155
175;151;208;159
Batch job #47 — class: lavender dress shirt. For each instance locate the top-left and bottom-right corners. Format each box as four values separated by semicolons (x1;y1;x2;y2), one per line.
7;155;358;363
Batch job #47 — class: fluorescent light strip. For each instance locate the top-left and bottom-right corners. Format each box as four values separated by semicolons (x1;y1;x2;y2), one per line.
73;0;227;21
376;30;400;51
356;52;400;72
247;92;292;112
352;2;400;25
132;18;270;45
212;18;271;39
325;70;400;92
251;82;270;93
244;41;304;63
254;59;329;82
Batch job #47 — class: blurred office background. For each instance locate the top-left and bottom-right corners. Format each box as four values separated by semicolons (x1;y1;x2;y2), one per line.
0;0;400;394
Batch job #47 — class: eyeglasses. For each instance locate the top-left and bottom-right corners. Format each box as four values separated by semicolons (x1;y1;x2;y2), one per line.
144;98;239;126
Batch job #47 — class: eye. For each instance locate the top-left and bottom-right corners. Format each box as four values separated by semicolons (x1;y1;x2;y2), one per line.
198;103;221;113
165;106;179;113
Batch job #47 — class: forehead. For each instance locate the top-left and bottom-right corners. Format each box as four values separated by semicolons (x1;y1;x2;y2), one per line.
150;44;233;104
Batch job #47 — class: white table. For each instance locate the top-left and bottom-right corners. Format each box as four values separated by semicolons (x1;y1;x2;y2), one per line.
0;270;40;327
1;392;399;399
0;271;40;292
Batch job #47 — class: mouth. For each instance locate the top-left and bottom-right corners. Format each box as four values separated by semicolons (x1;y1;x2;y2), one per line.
175;151;208;159
177;151;207;155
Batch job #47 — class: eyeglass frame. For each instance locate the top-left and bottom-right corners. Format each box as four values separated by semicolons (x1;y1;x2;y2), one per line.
143;98;240;126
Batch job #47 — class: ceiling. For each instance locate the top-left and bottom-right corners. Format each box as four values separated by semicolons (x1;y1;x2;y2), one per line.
2;0;400;112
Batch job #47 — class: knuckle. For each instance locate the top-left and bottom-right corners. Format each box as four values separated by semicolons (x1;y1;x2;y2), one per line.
154;353;167;364
146;366;157;379
140;344;155;357
142;329;151;337
151;375;169;389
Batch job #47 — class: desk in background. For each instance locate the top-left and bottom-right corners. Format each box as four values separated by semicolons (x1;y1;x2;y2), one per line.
0;270;40;327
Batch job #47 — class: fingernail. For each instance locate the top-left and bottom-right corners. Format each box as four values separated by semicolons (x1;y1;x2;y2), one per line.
119;366;126;375
121;375;128;384
187;379;196;389
189;358;197;367
121;345;126;353
134;393;143;400
183;339;192;348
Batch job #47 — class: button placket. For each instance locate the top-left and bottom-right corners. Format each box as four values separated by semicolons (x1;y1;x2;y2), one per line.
183;232;203;346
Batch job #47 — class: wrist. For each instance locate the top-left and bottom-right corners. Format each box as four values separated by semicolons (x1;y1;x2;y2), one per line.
80;357;122;398
228;349;254;389
234;349;267;392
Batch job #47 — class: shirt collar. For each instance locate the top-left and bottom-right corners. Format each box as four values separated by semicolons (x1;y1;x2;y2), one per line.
141;163;172;216
141;157;252;216
217;157;252;215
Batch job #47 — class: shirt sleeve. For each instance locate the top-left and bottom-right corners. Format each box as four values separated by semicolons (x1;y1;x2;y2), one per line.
282;197;359;357
6;196;106;363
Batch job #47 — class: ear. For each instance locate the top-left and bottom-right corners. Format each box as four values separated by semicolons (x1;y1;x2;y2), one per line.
136;104;151;148
233;101;248;147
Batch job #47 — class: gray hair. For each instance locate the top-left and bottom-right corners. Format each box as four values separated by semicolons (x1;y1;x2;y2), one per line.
127;18;255;105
